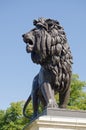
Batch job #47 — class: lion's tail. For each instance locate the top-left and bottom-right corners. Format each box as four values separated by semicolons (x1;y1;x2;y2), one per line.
23;94;31;118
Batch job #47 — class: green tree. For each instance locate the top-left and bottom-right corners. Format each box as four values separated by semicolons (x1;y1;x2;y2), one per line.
0;74;86;129
68;74;86;110
0;101;29;130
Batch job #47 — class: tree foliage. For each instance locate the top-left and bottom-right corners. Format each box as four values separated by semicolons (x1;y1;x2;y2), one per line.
68;74;86;110
0;101;29;130
0;74;86;129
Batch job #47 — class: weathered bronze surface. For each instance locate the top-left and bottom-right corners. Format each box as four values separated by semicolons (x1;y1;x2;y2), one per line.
22;18;73;119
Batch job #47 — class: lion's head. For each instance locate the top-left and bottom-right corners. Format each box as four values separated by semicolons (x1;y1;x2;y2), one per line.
22;18;73;90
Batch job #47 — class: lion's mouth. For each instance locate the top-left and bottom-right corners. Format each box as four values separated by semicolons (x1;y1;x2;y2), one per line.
25;40;34;53
25;39;34;53
22;33;34;53
24;38;33;45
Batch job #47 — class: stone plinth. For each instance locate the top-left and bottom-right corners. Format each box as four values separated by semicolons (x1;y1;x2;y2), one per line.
23;108;86;130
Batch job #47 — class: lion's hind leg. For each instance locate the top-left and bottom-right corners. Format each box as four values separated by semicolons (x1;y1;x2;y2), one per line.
31;74;39;118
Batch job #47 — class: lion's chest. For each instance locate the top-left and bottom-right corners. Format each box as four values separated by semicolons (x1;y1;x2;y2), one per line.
38;67;54;86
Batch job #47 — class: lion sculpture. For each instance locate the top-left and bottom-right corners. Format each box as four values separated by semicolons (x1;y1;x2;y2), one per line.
22;18;73;119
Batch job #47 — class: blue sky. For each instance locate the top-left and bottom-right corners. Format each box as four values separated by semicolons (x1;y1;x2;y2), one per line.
0;0;86;110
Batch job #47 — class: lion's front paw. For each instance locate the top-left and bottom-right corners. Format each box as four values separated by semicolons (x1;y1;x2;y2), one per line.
47;99;58;108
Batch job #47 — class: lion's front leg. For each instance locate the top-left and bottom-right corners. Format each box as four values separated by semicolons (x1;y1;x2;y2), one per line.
40;82;58;108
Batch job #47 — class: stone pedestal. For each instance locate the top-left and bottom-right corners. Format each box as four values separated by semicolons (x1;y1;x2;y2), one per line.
23;108;86;130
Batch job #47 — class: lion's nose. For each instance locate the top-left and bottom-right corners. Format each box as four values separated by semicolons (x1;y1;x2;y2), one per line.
22;34;25;38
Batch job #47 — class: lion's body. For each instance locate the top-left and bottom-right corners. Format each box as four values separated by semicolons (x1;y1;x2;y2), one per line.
22;18;73;119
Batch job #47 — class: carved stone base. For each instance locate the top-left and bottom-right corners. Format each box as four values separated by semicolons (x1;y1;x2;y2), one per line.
23;108;86;130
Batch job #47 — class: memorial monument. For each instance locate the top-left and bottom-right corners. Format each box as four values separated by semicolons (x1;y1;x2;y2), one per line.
22;18;86;130
22;17;73;118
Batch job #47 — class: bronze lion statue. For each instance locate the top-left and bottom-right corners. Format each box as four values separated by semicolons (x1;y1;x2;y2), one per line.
22;18;73;119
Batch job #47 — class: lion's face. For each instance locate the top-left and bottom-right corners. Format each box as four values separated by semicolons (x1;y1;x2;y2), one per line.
22;30;35;53
22;18;62;64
